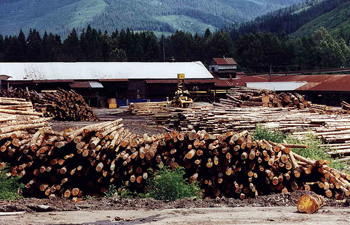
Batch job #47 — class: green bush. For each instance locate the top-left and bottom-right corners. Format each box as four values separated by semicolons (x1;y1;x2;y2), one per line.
0;165;23;200
147;166;201;201
286;133;347;171
253;125;285;143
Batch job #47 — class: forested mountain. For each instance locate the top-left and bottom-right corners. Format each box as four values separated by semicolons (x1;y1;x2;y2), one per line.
231;0;350;40
0;0;304;36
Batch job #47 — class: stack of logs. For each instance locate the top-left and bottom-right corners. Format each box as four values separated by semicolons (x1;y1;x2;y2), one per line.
217;88;309;109
1;114;350;201
127;102;169;116
1;87;98;121
341;101;350;112
153;106;350;161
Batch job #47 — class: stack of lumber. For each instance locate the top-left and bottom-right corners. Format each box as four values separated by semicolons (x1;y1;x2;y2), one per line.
310;104;350;115
341;101;350;111
153;106;350;160
126;102;168;116
1;118;349;201
1;87;98;121
37;89;98;121
0;88;41;106
217;88;309;109
0;97;50;175
154;107;331;133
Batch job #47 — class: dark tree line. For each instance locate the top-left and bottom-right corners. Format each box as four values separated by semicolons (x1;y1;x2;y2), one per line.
0;26;349;73
0;26;233;65
235;28;350;72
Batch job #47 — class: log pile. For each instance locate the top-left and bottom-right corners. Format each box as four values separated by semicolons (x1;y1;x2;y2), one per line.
1;115;349;201
126;102;169;116
153;106;350;160
217;88;309;109
342;101;350;111
1;87;98;121
310;104;350;115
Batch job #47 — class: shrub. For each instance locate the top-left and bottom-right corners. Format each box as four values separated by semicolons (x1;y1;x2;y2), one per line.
0;165;23;200
147;166;201;201
253;125;285;143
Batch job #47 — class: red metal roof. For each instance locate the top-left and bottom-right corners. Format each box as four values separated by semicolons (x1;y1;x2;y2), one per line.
213;58;237;65
235;74;350;92
210;73;235;87
233;75;269;86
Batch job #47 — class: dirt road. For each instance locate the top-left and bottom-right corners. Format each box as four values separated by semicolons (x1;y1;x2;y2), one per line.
1;206;349;225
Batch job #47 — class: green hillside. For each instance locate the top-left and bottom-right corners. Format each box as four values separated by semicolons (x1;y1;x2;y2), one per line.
231;0;350;40
292;1;350;39
0;0;304;36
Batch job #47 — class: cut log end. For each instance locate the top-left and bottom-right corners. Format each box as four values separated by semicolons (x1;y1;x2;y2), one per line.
297;194;325;214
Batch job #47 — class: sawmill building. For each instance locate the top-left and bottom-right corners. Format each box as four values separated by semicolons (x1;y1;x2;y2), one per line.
0;62;215;107
233;74;350;106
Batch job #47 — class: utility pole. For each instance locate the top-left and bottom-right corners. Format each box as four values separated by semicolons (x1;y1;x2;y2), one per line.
162;35;165;62
269;64;272;82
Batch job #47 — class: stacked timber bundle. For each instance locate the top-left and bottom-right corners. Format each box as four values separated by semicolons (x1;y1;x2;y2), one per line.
1;116;349;201
0;88;98;121
153;106;350;161
0;87;42;105
127;102;169;116
154;107;327;134
37;89;98;121
0;97;50;177
341;101;350;111
310;104;349;115
218;88;309;109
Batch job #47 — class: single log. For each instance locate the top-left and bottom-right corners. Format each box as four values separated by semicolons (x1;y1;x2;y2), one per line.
297;194;326;214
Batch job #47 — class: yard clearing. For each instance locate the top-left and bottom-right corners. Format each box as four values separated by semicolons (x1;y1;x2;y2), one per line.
1;206;350;225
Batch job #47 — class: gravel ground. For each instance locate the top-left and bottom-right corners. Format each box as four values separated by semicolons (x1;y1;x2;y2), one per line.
0;191;347;213
0;192;349;225
2;206;350;225
50;108;164;135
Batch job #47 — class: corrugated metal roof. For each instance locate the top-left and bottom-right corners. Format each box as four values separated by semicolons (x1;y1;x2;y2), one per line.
233;75;269;86
213;58;237;65
211;73;235;87
0;62;213;81
69;81;104;89
247;82;307;91
235;74;350;92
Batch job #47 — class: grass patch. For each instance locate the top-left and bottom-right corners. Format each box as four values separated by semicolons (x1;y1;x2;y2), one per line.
286;133;347;171
105;183;141;199
252;125;347;171
0;165;23;200
147;166;201;201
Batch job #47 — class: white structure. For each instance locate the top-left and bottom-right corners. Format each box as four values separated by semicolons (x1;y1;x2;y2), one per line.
247;82;308;91
0;62;213;81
